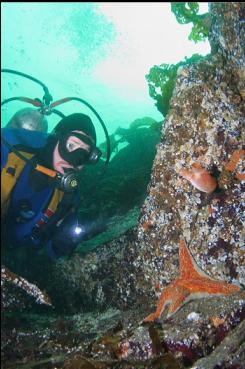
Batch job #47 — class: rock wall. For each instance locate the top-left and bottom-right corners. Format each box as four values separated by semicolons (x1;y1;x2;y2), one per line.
135;1;245;297
47;2;244;314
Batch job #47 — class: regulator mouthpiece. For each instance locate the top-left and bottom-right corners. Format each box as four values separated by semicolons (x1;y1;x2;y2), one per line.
57;171;79;192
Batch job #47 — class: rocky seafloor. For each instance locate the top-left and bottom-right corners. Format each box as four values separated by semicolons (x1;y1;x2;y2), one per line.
1;3;245;369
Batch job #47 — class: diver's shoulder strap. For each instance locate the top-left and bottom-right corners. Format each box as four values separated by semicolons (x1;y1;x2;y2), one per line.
1;151;34;215
47;188;64;214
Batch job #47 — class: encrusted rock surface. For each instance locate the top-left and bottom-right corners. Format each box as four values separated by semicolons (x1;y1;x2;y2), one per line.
45;1;245;315
209;2;245;99
2;2;245;369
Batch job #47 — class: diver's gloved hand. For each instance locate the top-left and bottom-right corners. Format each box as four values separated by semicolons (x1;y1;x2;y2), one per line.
45;212;107;259
31;224;51;244
46;238;77;259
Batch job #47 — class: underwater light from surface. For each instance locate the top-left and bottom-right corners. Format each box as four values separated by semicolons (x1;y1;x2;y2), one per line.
94;2;210;91
1;2;210;133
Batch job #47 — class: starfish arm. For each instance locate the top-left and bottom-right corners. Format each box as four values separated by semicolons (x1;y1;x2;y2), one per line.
183;278;241;295
144;284;189;322
179;238;214;281
179;239;242;293
166;285;190;317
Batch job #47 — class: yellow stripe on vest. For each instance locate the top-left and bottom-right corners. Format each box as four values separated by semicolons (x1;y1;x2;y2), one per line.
1;151;64;216
48;188;64;213
1;152;33;215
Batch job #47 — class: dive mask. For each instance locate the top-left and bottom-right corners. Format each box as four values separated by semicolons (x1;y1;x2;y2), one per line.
58;131;102;166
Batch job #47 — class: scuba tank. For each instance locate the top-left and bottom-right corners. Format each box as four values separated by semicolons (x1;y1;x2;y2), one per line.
6;107;48;132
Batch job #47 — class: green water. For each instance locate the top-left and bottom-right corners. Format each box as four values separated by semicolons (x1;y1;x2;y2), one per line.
1;1;210;271
1;2;209;142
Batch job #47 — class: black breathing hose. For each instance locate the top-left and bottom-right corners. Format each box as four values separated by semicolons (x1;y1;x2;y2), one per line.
1;68;110;164
1;68;53;104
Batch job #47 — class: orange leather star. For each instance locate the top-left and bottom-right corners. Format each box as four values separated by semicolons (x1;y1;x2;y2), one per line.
144;239;241;321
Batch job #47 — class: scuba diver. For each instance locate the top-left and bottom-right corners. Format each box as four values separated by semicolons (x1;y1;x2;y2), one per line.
1;69;110;259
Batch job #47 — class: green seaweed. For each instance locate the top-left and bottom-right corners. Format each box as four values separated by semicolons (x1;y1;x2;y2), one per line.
81;120;162;218
146;53;208;116
146;3;211;117
171;2;211;43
